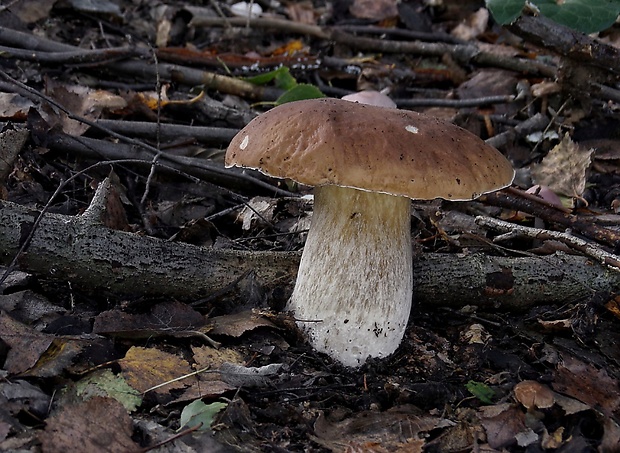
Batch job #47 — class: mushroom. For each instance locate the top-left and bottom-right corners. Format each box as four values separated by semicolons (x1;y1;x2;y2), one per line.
225;93;514;367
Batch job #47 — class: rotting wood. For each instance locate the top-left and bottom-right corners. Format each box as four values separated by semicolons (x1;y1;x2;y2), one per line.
1;198;617;311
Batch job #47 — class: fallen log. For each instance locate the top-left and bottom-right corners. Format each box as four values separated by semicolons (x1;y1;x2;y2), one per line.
1;196;617;311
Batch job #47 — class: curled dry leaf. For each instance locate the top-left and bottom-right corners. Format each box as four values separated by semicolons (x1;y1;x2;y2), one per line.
530;133;594;199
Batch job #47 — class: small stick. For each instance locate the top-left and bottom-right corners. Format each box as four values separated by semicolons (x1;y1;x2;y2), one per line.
475;216;620;271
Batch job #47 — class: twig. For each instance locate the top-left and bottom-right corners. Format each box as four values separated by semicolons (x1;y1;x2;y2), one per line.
475;215;620;271
94;120;237;144
134;423;204;453
0;74;293;196
142;366;213;394
508;14;620;75
45;132;296;196
190;15;329;39
0;26;283;101
140;47;162;206
0;45;142;64
480;187;620;248
187;16;557;78
397;95;514;109
337;24;463;44
485;113;550;149
329;30;557;77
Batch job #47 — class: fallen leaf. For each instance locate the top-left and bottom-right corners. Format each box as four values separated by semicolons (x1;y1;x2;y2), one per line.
0;380;50;418
179;400;227;431
312;406;442;452
0;311;82;377
208;310;278;337
552;356;620;418
74;369;142;412
93;300;205;338
451;8;489;40
119;346;193;395
39;396;138;453
479;404;526;449
530;133;594;199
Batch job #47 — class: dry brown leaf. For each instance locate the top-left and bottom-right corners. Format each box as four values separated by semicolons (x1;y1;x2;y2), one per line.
4;0;56;24
0;93;35;120
530;133;594;199
208;311;278;337
285;1;317;25
39;396;138;453
552;355;620;418
42;80;126;136
479;404;527;449
451;8;489;41
93;300;205;338
192;345;244;369
0;311;55;375
119;346;193;395
312;407;441;452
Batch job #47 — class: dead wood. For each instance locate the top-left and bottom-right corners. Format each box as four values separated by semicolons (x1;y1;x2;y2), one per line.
0;26;283;101
1;198;617;311
509;15;620;75
481;187;620;248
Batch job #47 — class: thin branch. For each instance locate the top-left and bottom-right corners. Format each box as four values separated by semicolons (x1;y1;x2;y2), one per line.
94;120;237;144
0;74;292;196
186;16;557;78
397;95;514;109
475;215;620;271
480;187;620;248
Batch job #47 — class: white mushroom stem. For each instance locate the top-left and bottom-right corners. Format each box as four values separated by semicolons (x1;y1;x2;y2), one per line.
287;184;412;367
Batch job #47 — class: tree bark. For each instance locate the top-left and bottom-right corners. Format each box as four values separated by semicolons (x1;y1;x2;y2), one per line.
1;199;617;311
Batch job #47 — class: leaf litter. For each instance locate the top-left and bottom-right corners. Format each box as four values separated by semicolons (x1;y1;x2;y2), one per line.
1;0;620;451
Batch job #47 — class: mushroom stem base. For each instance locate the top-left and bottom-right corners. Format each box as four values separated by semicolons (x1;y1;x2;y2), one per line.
288;185;413;367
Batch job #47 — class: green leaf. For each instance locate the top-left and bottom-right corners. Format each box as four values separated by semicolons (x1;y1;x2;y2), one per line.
179;400;227;432
275;84;325;105
534;0;620;34
273;67;298;90
466;380;495;404
485;0;526;25
487;0;620;33
245;66;297;90
75;369;142;412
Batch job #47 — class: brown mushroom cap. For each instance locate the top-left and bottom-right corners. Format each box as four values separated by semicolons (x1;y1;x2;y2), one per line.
514;380;556;410
226;98;514;201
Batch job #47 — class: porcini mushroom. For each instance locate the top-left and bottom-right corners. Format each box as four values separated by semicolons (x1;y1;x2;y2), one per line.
225;93;514;367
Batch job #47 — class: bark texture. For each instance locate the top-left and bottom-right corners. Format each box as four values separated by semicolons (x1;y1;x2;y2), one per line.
1;199;617;310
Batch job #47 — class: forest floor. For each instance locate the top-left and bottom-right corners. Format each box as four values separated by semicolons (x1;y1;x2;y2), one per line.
1;0;620;452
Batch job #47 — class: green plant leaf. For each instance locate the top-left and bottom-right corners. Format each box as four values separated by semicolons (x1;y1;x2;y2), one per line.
179;400;227;432
466;380;495;404
485;0;526;25
245;66;297;90
75;369;142;412
534;0;620;34
486;0;620;33
273;67;298;90
275;84;325;105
